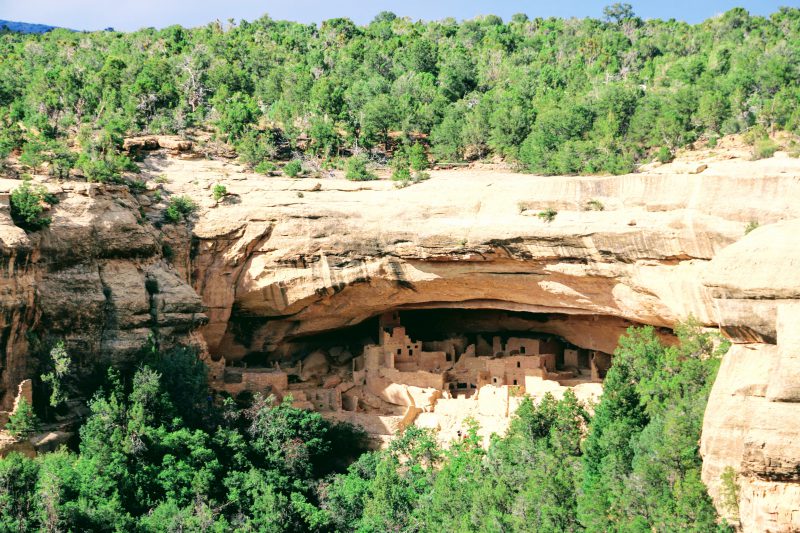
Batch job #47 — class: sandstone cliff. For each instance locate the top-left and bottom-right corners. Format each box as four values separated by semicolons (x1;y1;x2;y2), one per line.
0;180;206;414
0;140;798;530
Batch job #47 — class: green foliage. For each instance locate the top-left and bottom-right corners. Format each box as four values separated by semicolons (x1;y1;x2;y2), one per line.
657;146;675;163
10;180;53;230
283;159;302;177
236;130;278;167
753;138;778;160
604;3;636;23
212;184;227;202
538;207;558;222
391;166;411;182
0;8;796;175
127;178;147;194
745;220;760;235
580;320;729;532
0;347;367;530
720;466;740;519
164;195;197;223
5;398;39;440
254;161;277;174
585;199;605;211
408;142;428;171
0;325;732;530
40;341;72;409
345;156;377;181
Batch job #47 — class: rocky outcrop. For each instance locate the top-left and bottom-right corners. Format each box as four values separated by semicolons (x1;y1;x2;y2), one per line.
123;135;193;153
700;221;800;532
0;180;206;410
163;155;798;362
151;149;800;531
1;141;799;530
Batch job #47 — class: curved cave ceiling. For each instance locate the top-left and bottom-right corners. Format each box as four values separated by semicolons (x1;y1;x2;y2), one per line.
221;305;675;366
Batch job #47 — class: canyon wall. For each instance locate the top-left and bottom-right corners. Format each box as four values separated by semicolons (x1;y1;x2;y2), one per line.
0;180;206;413
0;144;798;530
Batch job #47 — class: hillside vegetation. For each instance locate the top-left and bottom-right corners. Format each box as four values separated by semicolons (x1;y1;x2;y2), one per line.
1;324;728;531
0;6;799;178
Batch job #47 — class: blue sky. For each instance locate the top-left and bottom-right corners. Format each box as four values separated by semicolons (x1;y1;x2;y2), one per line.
1;0;796;32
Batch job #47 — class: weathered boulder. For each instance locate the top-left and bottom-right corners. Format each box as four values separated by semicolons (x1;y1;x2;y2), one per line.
300;350;329;382
124;135;193;153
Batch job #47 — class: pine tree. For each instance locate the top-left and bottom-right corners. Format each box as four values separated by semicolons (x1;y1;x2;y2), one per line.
6;398;39;440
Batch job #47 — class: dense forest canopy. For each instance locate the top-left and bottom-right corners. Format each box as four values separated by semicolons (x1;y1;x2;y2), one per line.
0;323;730;531
0;6;799;177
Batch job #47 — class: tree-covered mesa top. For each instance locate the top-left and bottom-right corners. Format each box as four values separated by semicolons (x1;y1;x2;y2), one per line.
1;6;799;177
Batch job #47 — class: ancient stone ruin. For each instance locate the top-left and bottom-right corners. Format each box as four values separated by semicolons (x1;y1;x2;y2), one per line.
205;311;606;446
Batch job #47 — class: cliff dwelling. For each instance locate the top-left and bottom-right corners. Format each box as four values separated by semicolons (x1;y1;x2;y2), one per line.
204;308;631;445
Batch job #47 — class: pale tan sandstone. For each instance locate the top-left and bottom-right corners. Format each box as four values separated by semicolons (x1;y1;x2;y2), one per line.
0;181;206;409
0;141;798;529
701;223;800;533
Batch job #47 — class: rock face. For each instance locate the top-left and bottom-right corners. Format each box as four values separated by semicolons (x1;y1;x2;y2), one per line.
700;221;800;532
1;142;799;530
0;180;206;412
155;150;799;532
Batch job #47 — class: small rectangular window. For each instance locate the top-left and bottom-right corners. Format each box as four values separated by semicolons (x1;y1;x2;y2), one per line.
517;361;521;368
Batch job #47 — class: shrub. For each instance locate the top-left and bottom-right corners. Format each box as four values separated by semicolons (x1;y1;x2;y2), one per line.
744;220;759;235
752;138;778;160
537;208;558;222
236;129;278;167
212;184;227;202
284;159;302;177
408;142;428;171
127;179;147;194
656;146;674;164
164;195;197;223
18;139;47;171
75;147;138;183
5;398;39;440
413;171;430;182
254;161;277;174
720;466;740;518
743;125;769;146
10;180;52;230
392;167;411;181
40;341;72;409
345;156;377;181
585;199;605;211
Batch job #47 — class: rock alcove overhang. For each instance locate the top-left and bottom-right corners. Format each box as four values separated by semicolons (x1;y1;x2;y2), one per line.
217;303;676;369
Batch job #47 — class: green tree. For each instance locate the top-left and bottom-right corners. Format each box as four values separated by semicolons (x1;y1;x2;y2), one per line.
603;3;636;24
345;156;377;181
10;180;53;231
40;341;72;409
212;184;227;202
283;159;302;177
5;398;39;440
